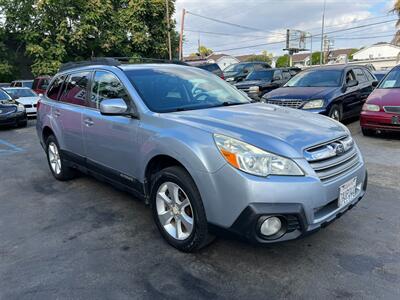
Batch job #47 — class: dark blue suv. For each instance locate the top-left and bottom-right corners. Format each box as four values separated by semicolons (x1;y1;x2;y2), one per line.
263;65;378;122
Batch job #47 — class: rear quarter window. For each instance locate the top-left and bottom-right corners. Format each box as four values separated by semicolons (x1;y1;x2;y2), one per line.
47;76;66;100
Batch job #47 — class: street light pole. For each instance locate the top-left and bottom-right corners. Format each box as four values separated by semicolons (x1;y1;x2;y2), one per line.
320;0;326;65
165;0;172;60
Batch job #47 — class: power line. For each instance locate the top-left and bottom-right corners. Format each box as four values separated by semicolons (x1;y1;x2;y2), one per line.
186;11;286;36
184;29;269;38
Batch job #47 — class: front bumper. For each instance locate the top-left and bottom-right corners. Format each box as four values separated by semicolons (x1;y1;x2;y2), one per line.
0;111;27;126
361;111;400;132
223;172;367;243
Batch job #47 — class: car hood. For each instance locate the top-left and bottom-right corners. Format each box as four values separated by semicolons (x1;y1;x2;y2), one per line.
15;96;39;105
235;80;271;87
163;103;348;158
367;88;400;106
266;86;338;100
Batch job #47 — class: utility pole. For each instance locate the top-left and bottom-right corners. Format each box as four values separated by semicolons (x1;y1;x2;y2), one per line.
320;0;326;65
179;8;186;61
165;0;172;60
309;33;313;66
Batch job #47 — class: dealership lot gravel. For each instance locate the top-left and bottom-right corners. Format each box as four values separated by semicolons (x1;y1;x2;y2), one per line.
0;120;399;299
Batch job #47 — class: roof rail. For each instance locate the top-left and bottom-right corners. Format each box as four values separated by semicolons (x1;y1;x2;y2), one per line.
59;57;121;72
59;57;189;72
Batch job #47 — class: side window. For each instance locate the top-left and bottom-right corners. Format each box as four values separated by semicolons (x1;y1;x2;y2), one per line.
274;70;283;79
47;76;66;100
345;70;356;84
354;68;367;83
282;70;291;79
90;71;129;109
364;69;374;81
39;79;49;90
15;82;22;87
243;64;252;74
253;63;268;71
59;72;90;106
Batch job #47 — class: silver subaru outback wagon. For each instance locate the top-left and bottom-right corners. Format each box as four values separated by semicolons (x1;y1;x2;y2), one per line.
36;60;367;252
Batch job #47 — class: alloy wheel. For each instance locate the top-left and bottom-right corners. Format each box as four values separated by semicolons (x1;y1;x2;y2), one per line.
156;182;194;240
48;142;62;175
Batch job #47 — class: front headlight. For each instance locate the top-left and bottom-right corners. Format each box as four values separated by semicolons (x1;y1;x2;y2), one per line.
302;99;324;109
248;86;260;93
17;104;25;112
362;103;380;112
214;134;304;177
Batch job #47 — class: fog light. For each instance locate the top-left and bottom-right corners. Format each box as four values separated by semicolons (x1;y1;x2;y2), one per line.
260;216;282;236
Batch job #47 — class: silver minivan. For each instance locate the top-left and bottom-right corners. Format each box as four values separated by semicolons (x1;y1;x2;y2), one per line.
37;60;367;252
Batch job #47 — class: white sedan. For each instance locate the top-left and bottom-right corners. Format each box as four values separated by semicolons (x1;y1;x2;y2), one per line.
3;87;40;117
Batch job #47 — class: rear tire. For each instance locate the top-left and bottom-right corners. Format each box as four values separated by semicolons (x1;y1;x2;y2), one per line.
45;135;76;181
328;104;342;122
150;166;214;252
361;127;374;136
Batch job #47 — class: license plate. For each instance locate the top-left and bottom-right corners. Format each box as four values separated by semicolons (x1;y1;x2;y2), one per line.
338;177;357;208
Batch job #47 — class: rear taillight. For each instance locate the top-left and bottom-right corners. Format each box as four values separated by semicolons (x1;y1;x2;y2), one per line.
220;74;225;80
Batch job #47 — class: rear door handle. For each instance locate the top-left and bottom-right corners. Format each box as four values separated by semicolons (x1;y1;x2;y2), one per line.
53;110;61;117
84;118;94;126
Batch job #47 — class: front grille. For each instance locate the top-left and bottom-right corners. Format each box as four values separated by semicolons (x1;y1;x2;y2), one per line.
305;136;361;183
0;106;17;114
265;99;303;109
286;215;301;232
24;104;33;108
383;106;400;114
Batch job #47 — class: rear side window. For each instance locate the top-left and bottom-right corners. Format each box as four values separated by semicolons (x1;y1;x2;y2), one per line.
354;68;367;83
364;70;374;81
90;71;129;109
47;76;66;100
282;70;291;79
22;81;33;88
59;72;90;106
253;64;268;71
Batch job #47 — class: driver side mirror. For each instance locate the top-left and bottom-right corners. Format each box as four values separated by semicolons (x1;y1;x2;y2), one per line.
243;69;249;74
371;80;379;88
100;98;131;116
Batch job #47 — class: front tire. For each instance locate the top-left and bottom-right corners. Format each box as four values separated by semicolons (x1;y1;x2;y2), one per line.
150;166;213;252
45;135;76;181
328;104;342;122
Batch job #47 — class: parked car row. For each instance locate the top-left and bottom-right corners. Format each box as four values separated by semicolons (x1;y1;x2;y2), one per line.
0;89;28;127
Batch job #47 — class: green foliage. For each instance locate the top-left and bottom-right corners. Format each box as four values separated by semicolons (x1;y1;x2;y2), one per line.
311;52;321;65
348;48;359;60
276;55;289;67
0;0;179;77
245;51;273;64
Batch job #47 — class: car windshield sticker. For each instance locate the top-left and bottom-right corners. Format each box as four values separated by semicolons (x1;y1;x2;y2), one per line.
382;80;396;88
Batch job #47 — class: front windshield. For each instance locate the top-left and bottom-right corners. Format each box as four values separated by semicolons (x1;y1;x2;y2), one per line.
0;90;12;103
4;88;37;98
378;69;400;89
125;67;250;113
246;70;274;81
285;69;342;87
224;63;245;73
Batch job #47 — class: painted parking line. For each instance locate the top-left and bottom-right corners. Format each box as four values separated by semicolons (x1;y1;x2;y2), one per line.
0;139;24;156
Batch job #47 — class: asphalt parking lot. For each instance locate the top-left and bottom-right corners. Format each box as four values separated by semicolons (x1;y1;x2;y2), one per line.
0;120;399;299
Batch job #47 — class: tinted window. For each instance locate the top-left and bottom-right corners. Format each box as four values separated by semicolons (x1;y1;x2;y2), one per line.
224;63;245;73
246;70;274;81
90;71;129;109
125;67;250;113
354;68;367;83
59;72;90;106
253;63;268;71
47;76;66;100
285;69;342;87
15;82;22;87
198;64;219;72
365;70;375;81
282;70;291;79
378;68;400;89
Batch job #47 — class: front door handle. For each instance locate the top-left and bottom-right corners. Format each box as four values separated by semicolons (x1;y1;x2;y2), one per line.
84;118;94;127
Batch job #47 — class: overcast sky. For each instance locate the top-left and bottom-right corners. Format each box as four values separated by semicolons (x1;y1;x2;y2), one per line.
174;0;397;57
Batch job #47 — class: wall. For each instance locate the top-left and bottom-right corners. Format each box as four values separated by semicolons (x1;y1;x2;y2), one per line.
353;44;400;61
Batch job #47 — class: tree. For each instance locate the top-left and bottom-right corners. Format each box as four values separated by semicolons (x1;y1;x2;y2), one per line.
276;55;289;67
245;51;273;64
311;52;321;65
0;0;179;77
198;46;213;57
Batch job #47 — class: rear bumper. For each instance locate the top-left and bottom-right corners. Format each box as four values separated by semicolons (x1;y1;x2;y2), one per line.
360;111;400;131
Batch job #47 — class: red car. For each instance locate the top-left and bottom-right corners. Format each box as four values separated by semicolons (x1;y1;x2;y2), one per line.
32;76;51;95
360;66;400;136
